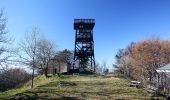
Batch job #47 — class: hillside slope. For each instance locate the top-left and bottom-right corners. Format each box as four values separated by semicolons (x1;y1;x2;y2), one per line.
0;75;164;100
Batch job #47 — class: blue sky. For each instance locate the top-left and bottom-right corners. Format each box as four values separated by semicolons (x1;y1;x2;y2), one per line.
1;0;170;70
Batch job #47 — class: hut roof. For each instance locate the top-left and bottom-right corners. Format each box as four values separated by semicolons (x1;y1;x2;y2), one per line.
156;63;170;72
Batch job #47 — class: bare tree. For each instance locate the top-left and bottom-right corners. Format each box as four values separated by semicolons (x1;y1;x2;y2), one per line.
54;49;73;72
0;68;31;91
19;27;40;88
55;49;73;63
0;8;13;70
95;61;103;74
101;61;108;75
36;38;55;77
114;43;134;78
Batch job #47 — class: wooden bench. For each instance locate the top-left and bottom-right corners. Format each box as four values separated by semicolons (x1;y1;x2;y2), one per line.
73;73;79;75
130;81;141;88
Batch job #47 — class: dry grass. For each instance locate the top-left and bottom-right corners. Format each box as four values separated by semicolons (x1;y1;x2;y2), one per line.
0;75;164;100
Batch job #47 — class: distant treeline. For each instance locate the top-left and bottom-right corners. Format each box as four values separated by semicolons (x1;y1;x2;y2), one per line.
0;68;31;91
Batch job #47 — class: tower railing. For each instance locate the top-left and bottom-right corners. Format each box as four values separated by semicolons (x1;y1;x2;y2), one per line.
74;19;95;24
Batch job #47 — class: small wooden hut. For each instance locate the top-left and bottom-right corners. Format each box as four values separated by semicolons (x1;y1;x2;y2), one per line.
156;63;170;95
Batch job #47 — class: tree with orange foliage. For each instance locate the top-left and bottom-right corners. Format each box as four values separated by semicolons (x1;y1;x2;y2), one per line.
114;38;170;86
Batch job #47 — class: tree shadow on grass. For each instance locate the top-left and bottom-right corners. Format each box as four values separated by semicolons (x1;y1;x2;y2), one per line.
9;91;38;100
56;97;80;100
9;90;85;100
8;81;81;100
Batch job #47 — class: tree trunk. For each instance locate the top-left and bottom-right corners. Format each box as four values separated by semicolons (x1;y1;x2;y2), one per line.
31;58;35;88
40;65;44;75
53;66;55;76
44;63;49;77
44;67;48;77
59;62;60;73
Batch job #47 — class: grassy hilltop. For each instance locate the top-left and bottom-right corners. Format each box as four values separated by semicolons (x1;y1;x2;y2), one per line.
0;75;164;100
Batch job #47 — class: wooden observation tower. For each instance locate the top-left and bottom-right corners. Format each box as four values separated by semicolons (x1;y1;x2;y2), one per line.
73;19;95;73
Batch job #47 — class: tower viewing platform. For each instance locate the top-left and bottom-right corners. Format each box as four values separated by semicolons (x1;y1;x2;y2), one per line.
74;19;95;30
